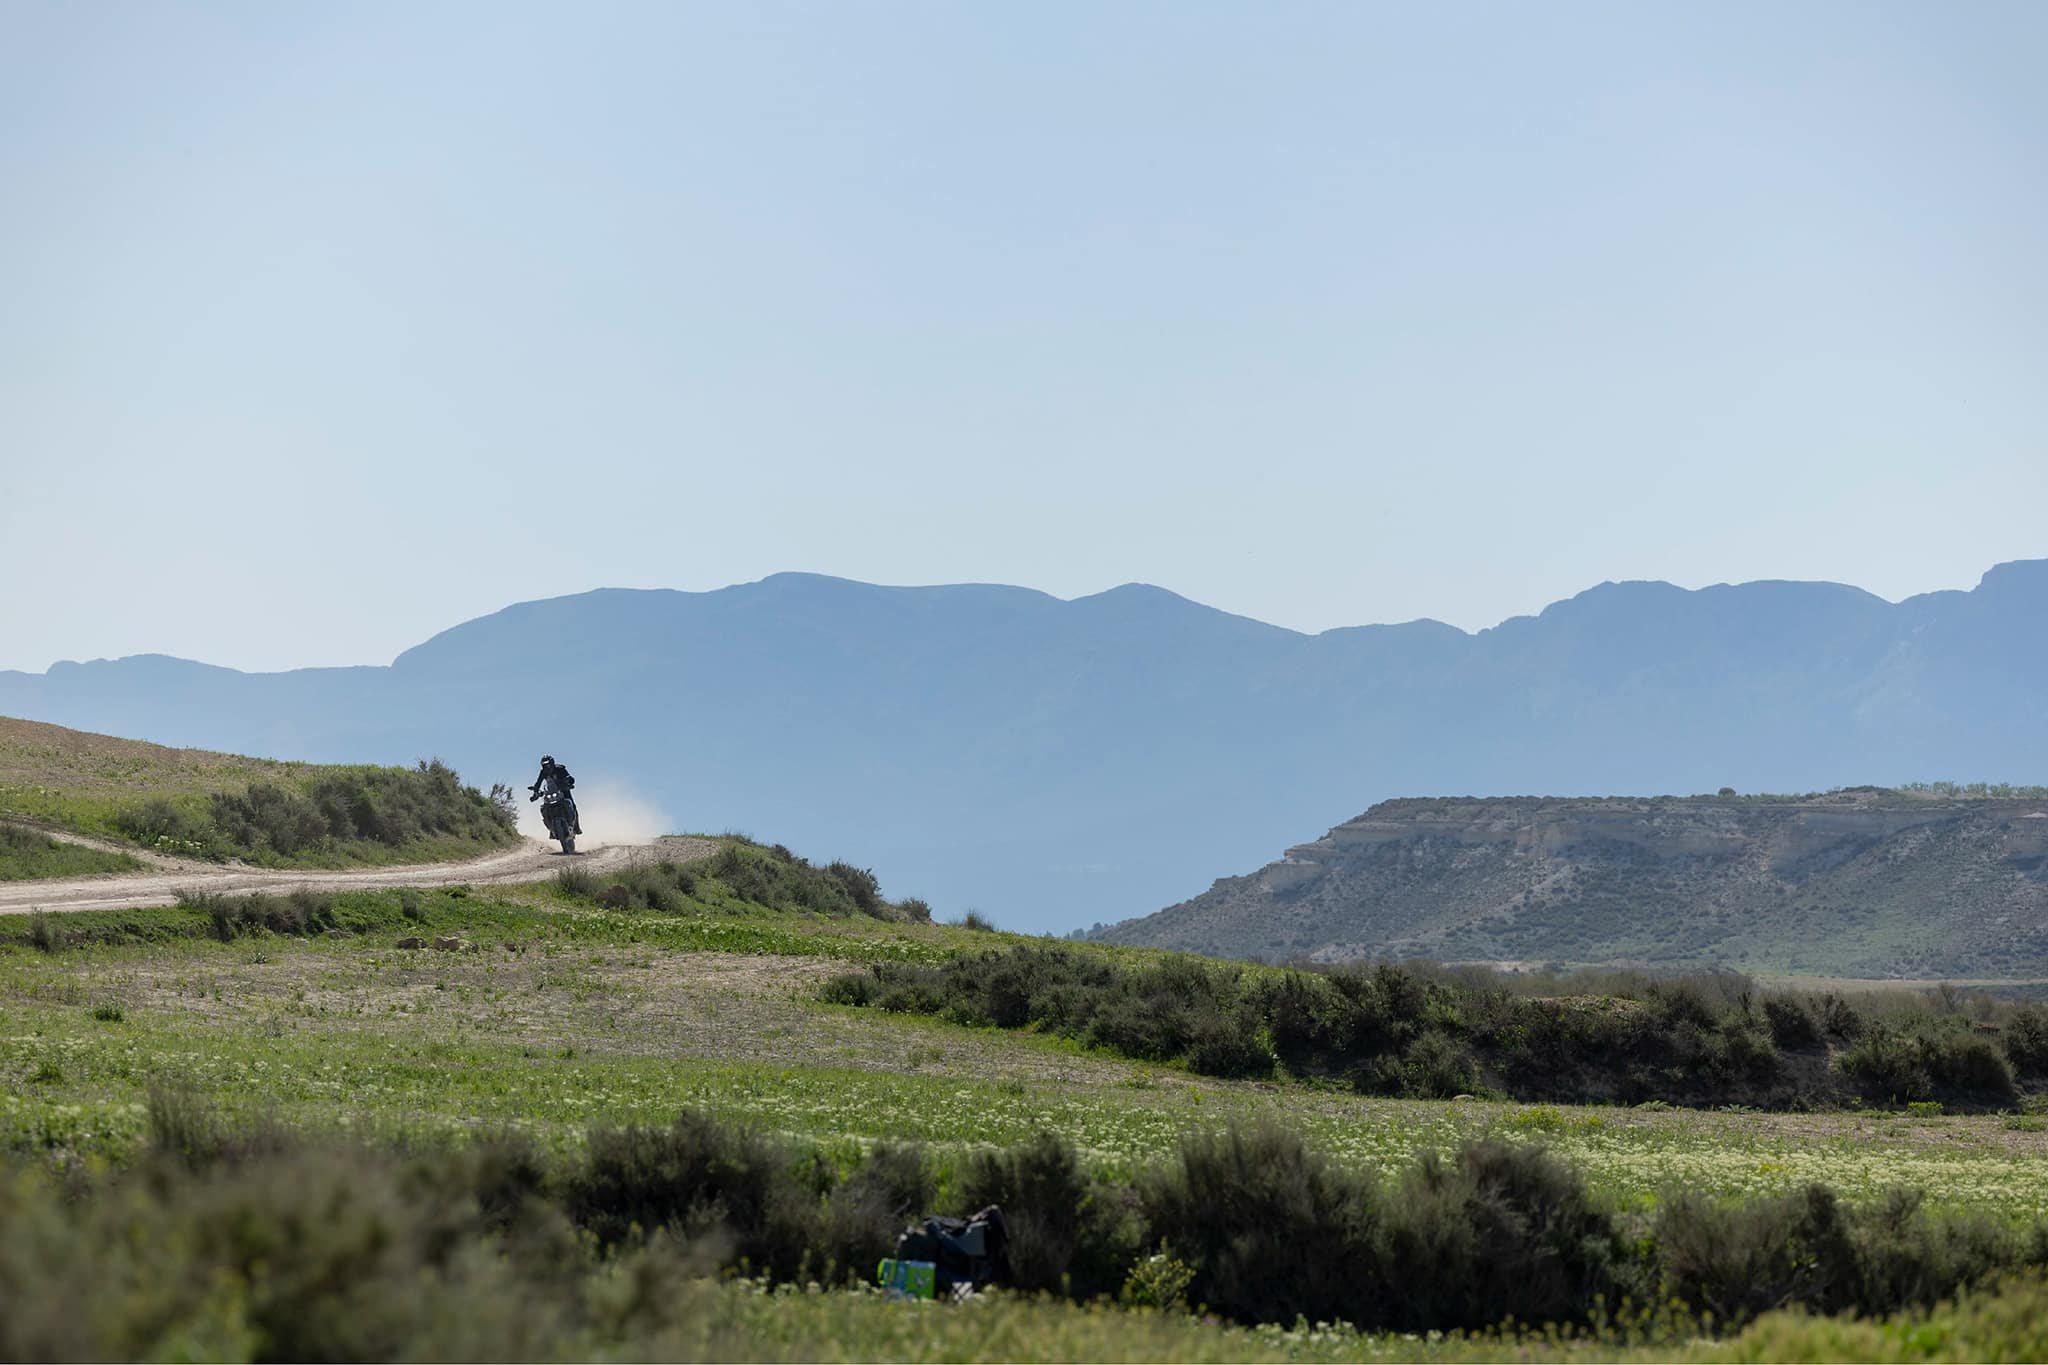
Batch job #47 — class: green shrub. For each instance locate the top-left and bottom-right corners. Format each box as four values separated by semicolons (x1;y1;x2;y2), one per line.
1853;1191;1987;1311
116;760;513;864
1120;1246;1195;1312
1925;1032;2018;1104
1656;1182;2042;1325
565;1112;900;1283
1384;1030;1480;1098
1085;992;1183;1062
568;1111;785;1252
1702;1013;1782;1085
1182;1004;1274;1079
686;841;922;922
2004;1006;2048;1079
1839;1026;2018;1108
816;972;877;1007
1764;996;1824;1049
208;782;329;856
1818;992;1867;1043
1141;1123;1383;1328
1648;980;1719;1031
825;862;883;915
807;1143;932;1287
179;889;339;942
1838;1028;1932;1103
586;861;700;913
1255;970;1353;1073
1658;1183;1862;1323
112;798;213;853
958;1131;1137;1299
1144;1126;1626;1330
301;760;514;848
1382;1140;1628;1331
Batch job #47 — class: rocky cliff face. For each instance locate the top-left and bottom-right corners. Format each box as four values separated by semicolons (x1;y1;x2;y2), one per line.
1097;791;2048;977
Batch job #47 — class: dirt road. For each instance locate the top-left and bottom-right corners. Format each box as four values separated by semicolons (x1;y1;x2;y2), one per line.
0;827;716;916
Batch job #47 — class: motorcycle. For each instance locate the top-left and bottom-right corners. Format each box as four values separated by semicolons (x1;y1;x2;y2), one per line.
531;775;580;855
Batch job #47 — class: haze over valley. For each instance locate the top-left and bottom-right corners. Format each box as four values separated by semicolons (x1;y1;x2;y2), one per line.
6;557;2044;938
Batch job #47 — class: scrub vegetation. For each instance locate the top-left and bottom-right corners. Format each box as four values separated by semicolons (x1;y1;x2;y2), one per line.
9;1099;2048;1361
112;759;517;866
823;945;2048;1111
575;837;933;924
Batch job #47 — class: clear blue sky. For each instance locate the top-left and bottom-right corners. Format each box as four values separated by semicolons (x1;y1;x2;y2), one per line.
4;1;2043;673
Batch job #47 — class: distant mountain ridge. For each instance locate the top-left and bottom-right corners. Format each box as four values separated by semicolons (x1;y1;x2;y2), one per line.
1091;789;2048;976
4;561;2045;935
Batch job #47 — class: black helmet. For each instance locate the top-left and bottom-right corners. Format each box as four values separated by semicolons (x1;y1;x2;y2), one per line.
541;754;554;764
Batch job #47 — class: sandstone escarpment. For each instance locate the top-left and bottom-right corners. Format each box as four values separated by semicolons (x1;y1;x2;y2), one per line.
1099;791;2048;977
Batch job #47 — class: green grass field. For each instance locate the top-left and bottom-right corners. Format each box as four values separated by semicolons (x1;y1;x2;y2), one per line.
9;867;2048;1360
7;888;2046;1205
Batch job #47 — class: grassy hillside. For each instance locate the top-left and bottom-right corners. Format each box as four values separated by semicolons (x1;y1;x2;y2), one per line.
0;715;517;869
1098;789;2048;977
0;824;141;881
11;835;2048;1358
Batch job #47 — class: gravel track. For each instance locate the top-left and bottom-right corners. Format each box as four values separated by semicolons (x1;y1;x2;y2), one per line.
0;826;714;915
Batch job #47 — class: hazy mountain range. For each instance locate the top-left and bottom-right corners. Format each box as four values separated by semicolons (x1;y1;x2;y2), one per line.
5;559;2045;934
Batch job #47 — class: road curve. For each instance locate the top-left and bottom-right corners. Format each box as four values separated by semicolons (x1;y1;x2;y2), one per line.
0;833;718;916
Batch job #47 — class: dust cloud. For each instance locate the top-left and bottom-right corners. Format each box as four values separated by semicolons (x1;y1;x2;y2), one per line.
517;778;671;849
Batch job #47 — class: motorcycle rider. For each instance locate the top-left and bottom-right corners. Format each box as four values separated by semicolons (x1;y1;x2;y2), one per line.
527;754;582;835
